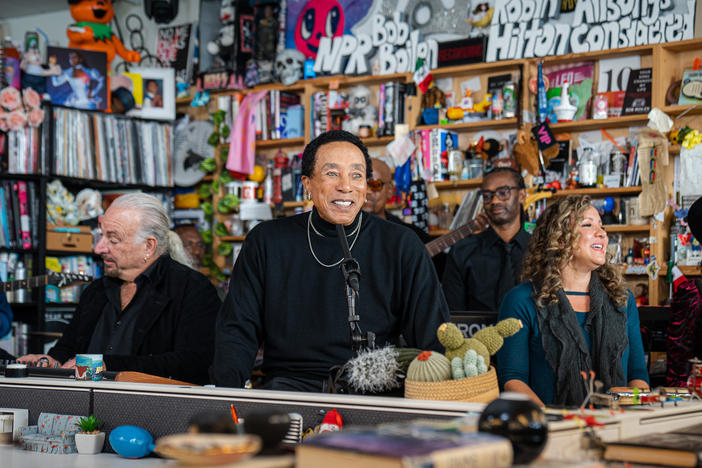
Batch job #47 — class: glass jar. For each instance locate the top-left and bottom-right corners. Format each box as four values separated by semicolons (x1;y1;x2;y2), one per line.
610;151;628;185
464;159;484;180
579;149;598;187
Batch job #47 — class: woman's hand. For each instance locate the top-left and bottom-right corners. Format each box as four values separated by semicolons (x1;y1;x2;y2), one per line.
504;379;546;407
628;379;650;391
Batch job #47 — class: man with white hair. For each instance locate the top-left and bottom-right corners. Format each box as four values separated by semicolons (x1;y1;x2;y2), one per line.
19;193;220;384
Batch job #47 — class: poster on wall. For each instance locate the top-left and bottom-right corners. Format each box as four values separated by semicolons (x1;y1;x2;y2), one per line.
46;47;108;111
485;0;696;61
155;23;197;85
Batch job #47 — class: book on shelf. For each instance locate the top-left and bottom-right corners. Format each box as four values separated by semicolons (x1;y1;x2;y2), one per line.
603;429;702;467
0;180;38;249
621;68;652;116
296;426;512;468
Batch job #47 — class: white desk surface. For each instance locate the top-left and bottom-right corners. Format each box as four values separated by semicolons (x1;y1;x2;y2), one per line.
0;445;172;468
0;446;295;468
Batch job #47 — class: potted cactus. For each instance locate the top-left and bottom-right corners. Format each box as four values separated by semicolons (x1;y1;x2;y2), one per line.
75;415;105;454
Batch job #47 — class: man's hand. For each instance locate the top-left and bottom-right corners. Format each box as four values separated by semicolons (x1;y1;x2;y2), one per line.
61;357;77;369
17;354;60;368
473;212;489;234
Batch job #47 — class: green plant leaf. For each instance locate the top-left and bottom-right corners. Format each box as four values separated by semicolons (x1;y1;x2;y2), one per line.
212;110;225;127
209;179;221;195
217;199;230;214
221;125;230;139
216;272;227;282
76;415;102;433
199;158;216;173
202;253;213;268
201;230;213;244
200;201;213;216
219;170;234;185
215;222;230;237
219;146;229;163
222;193;239;208
208;131;220;147
218;242;233;256
197;183;211;199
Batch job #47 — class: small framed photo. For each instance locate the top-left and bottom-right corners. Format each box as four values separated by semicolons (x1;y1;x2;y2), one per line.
127;67;175;121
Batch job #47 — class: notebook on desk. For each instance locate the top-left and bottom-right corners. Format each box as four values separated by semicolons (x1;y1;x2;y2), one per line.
603;430;702;467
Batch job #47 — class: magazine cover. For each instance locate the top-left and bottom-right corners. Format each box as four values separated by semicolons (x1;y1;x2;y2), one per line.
545;61;594;121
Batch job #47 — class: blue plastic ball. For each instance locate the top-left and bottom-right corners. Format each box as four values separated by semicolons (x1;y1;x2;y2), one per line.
603;197;615;212
109;425;155;459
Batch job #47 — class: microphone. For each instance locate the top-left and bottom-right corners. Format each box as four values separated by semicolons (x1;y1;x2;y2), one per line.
336;224;360;293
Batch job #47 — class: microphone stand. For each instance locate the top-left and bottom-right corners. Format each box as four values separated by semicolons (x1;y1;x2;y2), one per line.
336;223;375;355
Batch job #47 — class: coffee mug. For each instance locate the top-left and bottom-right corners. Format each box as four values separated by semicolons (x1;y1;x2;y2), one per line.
75;354;104;381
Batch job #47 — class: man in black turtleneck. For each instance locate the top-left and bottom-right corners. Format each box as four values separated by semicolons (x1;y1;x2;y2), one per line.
212;131;449;392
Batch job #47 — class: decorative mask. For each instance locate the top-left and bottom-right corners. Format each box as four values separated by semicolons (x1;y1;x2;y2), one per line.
294;0;345;58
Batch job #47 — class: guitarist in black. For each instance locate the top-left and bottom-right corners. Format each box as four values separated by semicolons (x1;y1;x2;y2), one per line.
18;193;221;384
442;167;530;312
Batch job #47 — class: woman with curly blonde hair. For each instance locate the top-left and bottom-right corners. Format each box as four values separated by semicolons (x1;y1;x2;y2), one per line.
496;195;649;406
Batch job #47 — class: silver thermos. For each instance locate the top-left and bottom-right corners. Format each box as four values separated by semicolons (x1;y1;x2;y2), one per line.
14;261;27;303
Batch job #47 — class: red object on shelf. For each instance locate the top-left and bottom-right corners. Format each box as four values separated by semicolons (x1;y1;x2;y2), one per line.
272;150;288;204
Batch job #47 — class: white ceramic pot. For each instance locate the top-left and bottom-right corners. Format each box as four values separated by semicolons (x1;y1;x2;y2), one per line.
75;431;105;454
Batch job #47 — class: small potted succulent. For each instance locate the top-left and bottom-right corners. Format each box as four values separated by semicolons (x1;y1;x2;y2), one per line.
75;415;105;454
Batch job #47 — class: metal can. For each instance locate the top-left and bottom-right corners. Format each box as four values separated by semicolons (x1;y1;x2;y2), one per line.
503;82;516;118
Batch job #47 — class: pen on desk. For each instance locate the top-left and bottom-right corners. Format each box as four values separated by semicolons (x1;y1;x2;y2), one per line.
230;404;239;424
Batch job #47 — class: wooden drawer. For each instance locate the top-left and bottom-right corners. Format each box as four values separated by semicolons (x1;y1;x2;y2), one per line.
46;231;93;253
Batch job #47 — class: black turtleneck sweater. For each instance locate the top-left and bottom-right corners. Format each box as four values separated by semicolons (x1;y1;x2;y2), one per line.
212;208;449;388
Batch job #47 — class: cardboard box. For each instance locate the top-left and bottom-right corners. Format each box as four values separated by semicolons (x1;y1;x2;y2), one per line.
46;225;93;253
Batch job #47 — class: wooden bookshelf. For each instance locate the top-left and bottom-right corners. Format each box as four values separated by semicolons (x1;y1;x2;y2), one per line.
551;186;642;198
604;224;650;233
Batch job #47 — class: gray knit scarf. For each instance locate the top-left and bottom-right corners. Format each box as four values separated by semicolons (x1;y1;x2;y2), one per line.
534;272;628;406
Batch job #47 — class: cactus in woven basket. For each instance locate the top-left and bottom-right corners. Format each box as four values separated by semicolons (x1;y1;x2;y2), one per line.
437;322;490;365
406;351;451;382
451;357;465;379
472;318;523;355
437;319;523;366
395;347;423;373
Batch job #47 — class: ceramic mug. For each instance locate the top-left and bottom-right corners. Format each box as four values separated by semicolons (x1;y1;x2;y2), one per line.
75;354;104;381
241;182;258;204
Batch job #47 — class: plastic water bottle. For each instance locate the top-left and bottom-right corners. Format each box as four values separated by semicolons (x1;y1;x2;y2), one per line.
263;160;274;204
292;154;303;202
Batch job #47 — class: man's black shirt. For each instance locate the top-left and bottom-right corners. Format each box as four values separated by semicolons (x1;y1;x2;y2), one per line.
87;257;160;355
442;227;530;312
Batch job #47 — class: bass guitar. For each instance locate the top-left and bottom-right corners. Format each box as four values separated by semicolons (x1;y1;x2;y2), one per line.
0;271;93;293
425;219;483;257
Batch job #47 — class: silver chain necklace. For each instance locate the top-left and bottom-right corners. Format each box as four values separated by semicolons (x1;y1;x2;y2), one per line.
307;211;363;268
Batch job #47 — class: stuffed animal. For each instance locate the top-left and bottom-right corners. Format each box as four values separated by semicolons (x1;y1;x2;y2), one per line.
20;36;61;96
207;0;236;64
66;0;140;65
437;319;522;366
